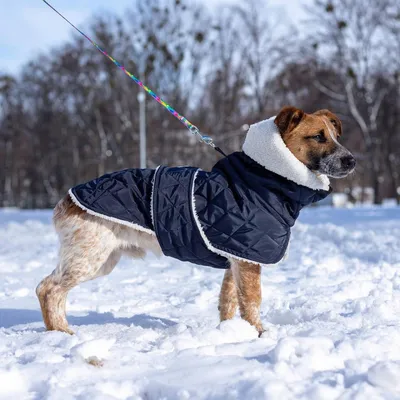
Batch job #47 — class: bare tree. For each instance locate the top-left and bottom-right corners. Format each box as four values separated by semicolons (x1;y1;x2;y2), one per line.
307;0;399;203
233;0;296;116
0;0;398;207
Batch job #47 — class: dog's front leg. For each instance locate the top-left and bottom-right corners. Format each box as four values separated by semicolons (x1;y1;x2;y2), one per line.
230;260;263;336
219;269;238;321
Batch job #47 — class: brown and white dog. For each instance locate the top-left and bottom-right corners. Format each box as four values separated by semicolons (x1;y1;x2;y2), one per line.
36;106;355;336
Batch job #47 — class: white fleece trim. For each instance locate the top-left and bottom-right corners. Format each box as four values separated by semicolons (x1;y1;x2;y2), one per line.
150;166;161;229
242;116;330;191
68;188;156;236
190;169;263;266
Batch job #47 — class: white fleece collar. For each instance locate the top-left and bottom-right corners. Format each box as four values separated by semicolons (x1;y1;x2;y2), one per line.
242;116;330;191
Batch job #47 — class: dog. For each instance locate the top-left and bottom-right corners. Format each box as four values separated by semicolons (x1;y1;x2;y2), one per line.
36;106;355;336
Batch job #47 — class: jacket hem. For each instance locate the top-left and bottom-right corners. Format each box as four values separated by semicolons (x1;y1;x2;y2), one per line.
150;166;161;230
68;188;156;236
190;170;264;267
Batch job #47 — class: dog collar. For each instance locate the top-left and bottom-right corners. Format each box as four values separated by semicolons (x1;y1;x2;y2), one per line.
242;117;330;191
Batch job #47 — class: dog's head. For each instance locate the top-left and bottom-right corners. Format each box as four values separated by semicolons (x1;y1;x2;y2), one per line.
274;106;356;178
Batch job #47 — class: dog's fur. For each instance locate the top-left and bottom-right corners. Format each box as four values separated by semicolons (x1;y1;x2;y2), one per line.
36;106;355;336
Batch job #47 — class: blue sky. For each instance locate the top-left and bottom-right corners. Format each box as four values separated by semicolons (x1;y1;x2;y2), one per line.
0;0;144;74
0;0;304;75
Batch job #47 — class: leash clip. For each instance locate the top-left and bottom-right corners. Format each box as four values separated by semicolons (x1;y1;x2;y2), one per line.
189;125;215;148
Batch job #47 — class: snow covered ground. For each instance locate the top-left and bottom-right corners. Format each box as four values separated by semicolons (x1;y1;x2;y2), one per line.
1;206;400;400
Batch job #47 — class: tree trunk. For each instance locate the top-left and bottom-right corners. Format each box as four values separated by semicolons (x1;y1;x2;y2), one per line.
387;157;400;204
372;177;382;205
369;151;382;205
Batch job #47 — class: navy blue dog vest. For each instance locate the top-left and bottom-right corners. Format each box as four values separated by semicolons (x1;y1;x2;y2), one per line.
69;117;331;269
70;152;330;269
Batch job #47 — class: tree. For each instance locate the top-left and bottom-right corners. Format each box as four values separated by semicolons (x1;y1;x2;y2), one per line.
307;0;400;203
233;0;297;117
1;0;398;208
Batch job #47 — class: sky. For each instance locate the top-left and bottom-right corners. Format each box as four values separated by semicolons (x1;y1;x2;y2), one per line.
0;0;305;76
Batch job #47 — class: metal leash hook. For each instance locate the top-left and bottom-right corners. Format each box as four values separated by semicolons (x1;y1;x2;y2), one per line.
189;125;227;157
41;0;227;157
189;125;214;147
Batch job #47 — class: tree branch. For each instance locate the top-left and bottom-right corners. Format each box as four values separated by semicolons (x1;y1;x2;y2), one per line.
345;80;372;147
370;88;388;131
313;80;347;101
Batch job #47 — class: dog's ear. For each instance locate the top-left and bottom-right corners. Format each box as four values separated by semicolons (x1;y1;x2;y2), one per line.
274;106;305;136
314;109;342;137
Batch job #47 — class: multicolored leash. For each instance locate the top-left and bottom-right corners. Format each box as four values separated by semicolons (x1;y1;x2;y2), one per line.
41;0;226;156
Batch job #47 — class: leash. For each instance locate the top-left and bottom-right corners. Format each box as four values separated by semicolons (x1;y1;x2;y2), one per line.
41;0;227;157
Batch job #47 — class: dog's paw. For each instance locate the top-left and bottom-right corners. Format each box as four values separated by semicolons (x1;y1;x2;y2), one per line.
256;325;266;338
86;356;104;368
47;326;75;335
64;327;75;335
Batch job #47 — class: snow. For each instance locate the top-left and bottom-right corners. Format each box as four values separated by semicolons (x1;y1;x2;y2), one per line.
1;206;400;399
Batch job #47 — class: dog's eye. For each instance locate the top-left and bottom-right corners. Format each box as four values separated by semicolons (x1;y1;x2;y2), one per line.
313;131;326;143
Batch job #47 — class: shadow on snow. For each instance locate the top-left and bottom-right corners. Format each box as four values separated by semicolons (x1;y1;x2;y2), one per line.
0;308;177;330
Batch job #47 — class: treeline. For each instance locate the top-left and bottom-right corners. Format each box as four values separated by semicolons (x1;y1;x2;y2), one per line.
0;0;399;207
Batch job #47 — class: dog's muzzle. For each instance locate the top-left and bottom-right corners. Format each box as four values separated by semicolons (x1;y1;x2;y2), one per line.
318;149;356;178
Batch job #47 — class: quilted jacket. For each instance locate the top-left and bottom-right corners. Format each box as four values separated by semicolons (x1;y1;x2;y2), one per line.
69;116;331;269
70;168;156;236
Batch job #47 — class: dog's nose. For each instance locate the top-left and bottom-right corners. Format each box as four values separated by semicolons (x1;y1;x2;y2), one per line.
341;155;356;170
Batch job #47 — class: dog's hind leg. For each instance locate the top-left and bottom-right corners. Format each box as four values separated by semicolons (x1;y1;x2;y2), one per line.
37;245;121;334
37;199;122;334
219;269;238;322
230;260;263;336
